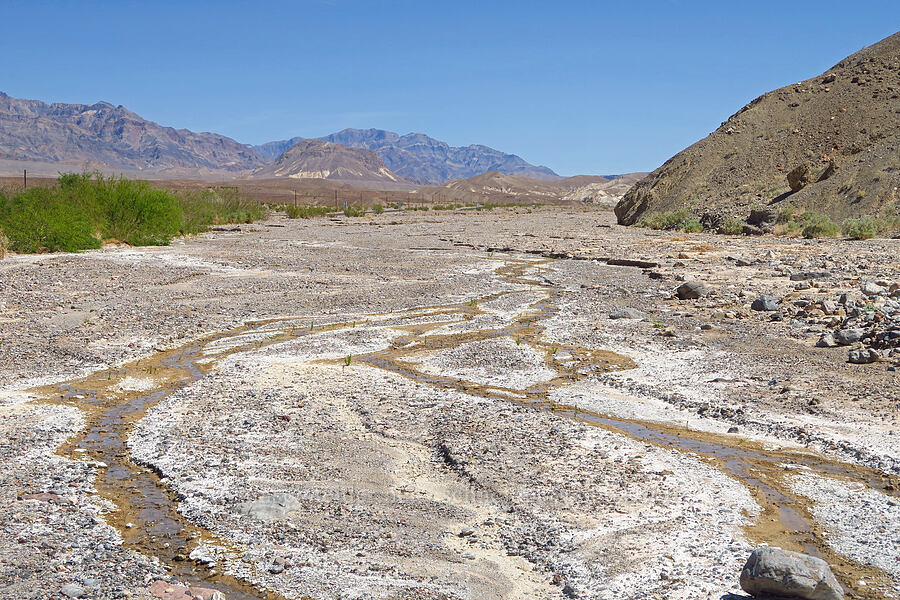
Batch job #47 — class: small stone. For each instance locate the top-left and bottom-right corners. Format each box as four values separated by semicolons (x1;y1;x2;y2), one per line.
849;348;879;364
862;282;886;296
816;333;837;348
675;281;710;300
609;308;645;320
61;584;87;599
834;329;865;345
751;295;779;311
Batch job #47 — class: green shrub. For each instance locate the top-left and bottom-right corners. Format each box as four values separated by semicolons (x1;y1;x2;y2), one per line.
372;203;384;214
343;205;365;217
680;218;703;233
801;212;840;238
719;217;744;235
842;216;880;240
0;185;102;252
777;204;797;223
0;173;266;253
638;209;693;230
179;187;265;233
0;227;9;258
285;204;330;219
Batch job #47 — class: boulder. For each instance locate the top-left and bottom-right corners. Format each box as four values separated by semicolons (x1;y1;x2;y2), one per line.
751;296;779;311
740;547;843;600
816;333;838;348
849;348;880;364
676;281;711;300
862;281;886;296
609;308;645;320
235;492;301;522
834;329;865;345
788;164;812;192
790;271;831;281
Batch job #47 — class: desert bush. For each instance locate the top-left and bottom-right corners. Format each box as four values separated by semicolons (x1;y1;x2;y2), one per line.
372;203;384;214
680;218;703;233
0;173;266;253
801;212;840;238
638;209;693;230
343;205;365;217
0;228;8;258
179;186;265;233
777;204;797;223
719;217;744;235
842;216;880;240
285;204;330;219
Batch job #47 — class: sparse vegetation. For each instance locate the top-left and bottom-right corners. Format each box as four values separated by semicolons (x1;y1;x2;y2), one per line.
342;205;365;217
680;218;703;233
801;212;840;238
372;203;384;214
285;204;331;219
842;216;880;240
637;209;704;233
0;229;7;258
719;217;744;235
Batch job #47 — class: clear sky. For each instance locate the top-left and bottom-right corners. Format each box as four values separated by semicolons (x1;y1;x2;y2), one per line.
1;1;896;175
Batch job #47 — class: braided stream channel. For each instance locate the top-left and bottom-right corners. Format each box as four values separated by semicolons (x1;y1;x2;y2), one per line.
31;254;899;599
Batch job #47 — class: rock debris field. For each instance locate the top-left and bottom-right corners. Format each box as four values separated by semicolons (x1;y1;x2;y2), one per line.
2;207;900;600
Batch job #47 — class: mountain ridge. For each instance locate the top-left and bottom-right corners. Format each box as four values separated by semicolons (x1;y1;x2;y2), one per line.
0;92;264;173
254;128;559;184
251;139;402;183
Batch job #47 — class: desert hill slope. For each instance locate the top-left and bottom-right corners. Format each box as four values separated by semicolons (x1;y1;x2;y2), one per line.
412;170;645;205
616;31;900;225
255;128;559;184
251;139;402;183
0;92;264;173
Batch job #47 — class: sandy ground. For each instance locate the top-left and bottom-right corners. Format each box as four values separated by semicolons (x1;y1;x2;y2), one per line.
1;206;899;600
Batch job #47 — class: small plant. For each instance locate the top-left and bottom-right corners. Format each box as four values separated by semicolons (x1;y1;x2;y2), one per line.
637;209;693;231
777;204;797;223
343;205;365;217
285;205;330;219
842;216;879;240
801;212;840;238
719;217;744;235
515;336;523;345
680;218;703;233
372;203;384;214
343;354;352;368
467;298;478;307
550;346;558;355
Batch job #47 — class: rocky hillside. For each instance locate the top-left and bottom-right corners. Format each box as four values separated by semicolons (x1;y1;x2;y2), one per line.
255;128;559;184
616;31;900;226
0;92;264;173
251;139;402;183
412;171;643;205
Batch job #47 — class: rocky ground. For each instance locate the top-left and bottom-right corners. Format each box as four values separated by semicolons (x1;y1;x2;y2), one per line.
1;206;899;600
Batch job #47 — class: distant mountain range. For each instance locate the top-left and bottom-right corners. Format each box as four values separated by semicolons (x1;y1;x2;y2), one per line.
0;92;263;173
0;92;564;184
252;139;401;182
254;128;559;184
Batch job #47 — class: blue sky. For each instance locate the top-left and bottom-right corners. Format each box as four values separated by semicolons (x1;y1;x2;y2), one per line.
1;1;896;175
